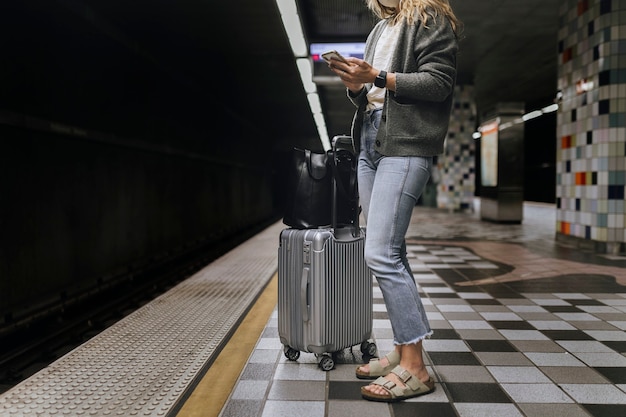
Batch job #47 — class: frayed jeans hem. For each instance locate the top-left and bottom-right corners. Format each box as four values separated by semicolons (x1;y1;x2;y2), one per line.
393;330;433;346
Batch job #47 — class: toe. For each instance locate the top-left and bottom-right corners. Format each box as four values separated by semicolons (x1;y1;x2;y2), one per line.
363;383;380;394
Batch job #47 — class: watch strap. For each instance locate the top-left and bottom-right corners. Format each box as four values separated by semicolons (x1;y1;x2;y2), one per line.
374;70;387;88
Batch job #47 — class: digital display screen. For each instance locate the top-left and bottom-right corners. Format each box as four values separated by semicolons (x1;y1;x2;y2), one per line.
309;42;365;62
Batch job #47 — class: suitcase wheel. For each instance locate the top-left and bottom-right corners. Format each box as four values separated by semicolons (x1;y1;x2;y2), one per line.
317;354;334;371
283;346;300;361
360;341;377;357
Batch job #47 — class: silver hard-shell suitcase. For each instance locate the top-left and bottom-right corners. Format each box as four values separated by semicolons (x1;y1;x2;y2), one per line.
277;136;376;370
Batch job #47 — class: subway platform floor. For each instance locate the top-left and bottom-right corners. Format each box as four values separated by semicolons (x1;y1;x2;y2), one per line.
213;201;626;417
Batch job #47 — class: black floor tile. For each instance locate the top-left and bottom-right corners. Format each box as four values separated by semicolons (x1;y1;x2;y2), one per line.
430;329;461;339
582;404;626;417
466;339;517;352
422;283;450;287
444;382;512;403
480;286;523;298
603;341;626;353
240;363;276;380
466;298;502;305
328;381;367;401
392;401;458;417
452;286;485;293
440;275;467;288
542;305;581;312
593;367;626;384
428;293;460;298
262;327;279;338
438;277;470;287
433;269;469;286
459;265;514;279
433;269;463;279
565;299;606;306
489;321;536;330
540;330;594;340
428;352;481;365
437;255;460;260
220;399;263;417
373;311;389;320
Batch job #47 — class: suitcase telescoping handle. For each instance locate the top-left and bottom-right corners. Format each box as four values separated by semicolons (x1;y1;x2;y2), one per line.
330;135;360;239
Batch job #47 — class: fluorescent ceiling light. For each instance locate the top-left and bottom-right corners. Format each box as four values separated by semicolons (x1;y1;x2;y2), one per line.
522;110;542;121
296;58;316;93
276;0;331;150
276;0;308;57
314;113;330;149
542;103;559;113
307;93;322;114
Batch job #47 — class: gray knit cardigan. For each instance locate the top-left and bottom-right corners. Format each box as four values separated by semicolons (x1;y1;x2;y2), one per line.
348;14;458;157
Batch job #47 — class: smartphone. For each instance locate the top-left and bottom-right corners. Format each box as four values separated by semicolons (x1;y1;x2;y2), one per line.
321;50;348;64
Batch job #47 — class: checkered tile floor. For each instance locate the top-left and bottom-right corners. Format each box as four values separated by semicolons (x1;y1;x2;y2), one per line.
219;203;626;417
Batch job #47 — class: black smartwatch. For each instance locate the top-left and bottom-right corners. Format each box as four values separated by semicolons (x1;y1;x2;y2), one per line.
374;70;387;88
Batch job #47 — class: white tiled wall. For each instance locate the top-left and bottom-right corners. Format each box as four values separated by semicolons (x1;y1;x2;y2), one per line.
436;85;477;211
556;0;626;248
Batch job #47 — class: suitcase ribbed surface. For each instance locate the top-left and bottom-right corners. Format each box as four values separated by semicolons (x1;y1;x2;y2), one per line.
278;228;373;355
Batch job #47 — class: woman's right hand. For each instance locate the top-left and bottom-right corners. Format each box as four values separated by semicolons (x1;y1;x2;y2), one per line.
327;57;366;93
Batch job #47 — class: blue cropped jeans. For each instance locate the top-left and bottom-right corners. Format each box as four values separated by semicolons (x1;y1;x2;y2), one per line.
358;108;433;345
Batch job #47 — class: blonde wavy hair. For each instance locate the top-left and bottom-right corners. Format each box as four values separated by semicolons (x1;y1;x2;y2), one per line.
366;0;461;34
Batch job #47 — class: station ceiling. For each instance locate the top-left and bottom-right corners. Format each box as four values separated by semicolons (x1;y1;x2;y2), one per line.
301;0;562;147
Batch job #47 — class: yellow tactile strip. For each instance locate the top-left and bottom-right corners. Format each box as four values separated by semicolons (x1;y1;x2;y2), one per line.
176;274;278;417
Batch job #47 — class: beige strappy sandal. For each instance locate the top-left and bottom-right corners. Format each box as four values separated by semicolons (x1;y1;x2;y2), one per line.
355;350;400;379
361;365;435;402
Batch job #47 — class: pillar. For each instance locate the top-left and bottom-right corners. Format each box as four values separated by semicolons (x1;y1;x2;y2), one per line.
436;85;477;211
556;0;626;253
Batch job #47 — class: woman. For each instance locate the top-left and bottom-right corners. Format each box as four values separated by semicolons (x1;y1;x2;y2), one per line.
327;0;460;403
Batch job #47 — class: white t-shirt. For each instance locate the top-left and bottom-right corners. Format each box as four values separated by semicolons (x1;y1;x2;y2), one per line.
366;21;400;110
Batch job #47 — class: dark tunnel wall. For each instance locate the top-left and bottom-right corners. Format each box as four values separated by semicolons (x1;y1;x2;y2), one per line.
0;2;281;321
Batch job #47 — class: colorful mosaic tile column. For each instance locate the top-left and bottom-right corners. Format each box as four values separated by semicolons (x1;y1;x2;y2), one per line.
436;85;477;211
556;0;626;252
